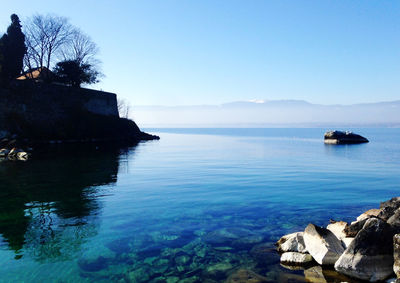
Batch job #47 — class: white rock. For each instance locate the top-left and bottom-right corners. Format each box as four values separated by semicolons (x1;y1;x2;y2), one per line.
341;237;354;249
356;208;382;222
327;221;347;241
335;218;394;282
277;232;307;253
0;148;9;157
280;252;313;265
16;151;28;161
303;223;344;265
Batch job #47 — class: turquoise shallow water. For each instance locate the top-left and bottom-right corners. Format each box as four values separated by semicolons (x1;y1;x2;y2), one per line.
0;128;399;282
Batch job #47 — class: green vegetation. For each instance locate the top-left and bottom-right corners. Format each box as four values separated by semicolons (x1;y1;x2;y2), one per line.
54;60;99;87
0;14;27;86
0;13;101;87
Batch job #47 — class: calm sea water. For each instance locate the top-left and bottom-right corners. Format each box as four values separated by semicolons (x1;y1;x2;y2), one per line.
0;128;399;282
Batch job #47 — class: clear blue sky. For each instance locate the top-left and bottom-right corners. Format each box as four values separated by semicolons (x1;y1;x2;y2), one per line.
1;0;399;106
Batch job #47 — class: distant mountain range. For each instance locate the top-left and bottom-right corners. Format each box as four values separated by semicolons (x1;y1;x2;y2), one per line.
132;100;400;127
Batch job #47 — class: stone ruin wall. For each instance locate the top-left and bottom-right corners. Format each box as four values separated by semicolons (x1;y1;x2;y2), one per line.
0;83;119;131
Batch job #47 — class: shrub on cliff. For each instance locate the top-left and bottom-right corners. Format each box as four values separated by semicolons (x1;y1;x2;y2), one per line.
53;60;99;87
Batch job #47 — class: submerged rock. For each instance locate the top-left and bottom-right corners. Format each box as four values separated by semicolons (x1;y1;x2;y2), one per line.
276;232;307;253
280;252;313;265
304;266;327;283
303;224;344;265
78;256;110;272
324;130;369;144
334;218;394;282
225;269;270;283
304;266;355;283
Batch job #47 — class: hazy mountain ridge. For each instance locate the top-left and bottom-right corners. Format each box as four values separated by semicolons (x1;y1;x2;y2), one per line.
132;100;400;127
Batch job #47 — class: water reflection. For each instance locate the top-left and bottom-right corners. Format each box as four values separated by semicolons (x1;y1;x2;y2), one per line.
0;142;137;260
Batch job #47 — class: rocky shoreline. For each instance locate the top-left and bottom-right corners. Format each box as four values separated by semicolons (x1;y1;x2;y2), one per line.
277;197;400;282
0;129;159;161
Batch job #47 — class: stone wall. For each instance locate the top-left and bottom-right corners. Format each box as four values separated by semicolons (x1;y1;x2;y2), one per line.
0;82;119;122
0;82;159;142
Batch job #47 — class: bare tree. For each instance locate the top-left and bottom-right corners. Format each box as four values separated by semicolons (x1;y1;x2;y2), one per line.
117;99;131;119
62;28;99;65
24;14;73;72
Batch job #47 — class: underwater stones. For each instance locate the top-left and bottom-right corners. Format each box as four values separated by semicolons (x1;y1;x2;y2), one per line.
276;232;307;253
194;245;207;258
203;228;254;247
326;221;347;241
303;266;352;283
280;252;313;265
177;276;200;283
127;265;151;282
152;258;170;274
250;242;279;265
233;235;264;249
106;237;133;254
206;262;233;273
304;266;327;283
225;269;269;283
213;246;234;252
78;256;110;272
166;277;180;283
335;218;394;282
175;255;191;265
303;224;344;265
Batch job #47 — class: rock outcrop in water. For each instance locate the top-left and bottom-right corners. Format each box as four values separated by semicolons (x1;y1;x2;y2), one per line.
277;197;400;282
324;130;369;144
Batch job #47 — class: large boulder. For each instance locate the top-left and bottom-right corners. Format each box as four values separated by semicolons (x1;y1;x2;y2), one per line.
280;252;313;265
394;234;400;279
303;224;344;265
276;232;307;253
334;218;394;282
327;221;347;241
381;197;400;209
356;208;382;222
343;218;369;237
378;198;400;221
324;130;369;144
388;208;400;232
341;237;354;249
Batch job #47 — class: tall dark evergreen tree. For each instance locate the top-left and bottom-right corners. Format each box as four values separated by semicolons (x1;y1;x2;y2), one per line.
4;14;27;79
0;14;27;85
0;35;7;85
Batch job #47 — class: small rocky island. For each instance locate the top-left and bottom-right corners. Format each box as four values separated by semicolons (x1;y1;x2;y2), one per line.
277;197;400;282
324;130;369;144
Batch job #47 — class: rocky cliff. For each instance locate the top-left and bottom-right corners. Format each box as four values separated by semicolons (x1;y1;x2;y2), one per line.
0;82;158;143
